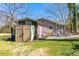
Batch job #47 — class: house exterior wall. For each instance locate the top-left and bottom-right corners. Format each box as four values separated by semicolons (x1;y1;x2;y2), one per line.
18;20;32;26
37;20;57;38
25;21;32;26
57;25;65;34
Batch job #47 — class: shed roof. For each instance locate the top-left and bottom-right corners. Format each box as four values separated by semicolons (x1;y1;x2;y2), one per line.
15;18;37;23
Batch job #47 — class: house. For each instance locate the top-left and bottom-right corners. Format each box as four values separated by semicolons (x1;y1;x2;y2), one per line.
37;18;66;38
14;18;66;42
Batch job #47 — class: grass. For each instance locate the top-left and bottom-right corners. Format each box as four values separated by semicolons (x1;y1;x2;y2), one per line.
32;40;79;56
0;35;33;56
0;35;79;56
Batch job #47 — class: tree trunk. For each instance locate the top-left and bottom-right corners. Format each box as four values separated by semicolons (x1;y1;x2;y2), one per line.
70;10;73;33
70;19;72;33
11;27;13;37
72;5;77;33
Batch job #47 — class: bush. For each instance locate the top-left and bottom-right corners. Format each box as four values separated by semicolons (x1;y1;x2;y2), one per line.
0;26;11;33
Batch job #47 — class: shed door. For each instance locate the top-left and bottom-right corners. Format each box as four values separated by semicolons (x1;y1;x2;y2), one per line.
23;25;31;41
16;26;23;42
15;25;31;42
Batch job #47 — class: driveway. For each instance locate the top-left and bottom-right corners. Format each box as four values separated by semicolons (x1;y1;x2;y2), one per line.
46;35;79;39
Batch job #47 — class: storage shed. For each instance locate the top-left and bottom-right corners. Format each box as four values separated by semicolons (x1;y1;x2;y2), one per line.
15;18;37;42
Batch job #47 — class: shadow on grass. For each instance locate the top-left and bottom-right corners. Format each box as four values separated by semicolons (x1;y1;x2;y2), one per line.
0;37;14;42
38;38;79;56
7;38;14;41
64;42;79;56
73;44;79;50
38;38;79;41
70;44;79;55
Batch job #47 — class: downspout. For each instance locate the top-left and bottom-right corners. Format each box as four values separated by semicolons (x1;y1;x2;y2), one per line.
56;23;58;36
21;21;24;42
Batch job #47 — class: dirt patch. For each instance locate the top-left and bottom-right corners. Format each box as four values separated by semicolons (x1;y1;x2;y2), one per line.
28;48;49;56
12;45;33;56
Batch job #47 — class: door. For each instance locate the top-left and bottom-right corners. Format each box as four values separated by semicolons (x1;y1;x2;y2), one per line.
15;25;31;42
15;26;23;42
23;25;31;41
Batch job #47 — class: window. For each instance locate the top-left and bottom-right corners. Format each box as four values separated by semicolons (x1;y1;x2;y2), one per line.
19;21;25;25
50;26;52;29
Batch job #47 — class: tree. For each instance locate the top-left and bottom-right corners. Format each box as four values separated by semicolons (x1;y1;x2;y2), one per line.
0;3;30;38
67;3;78;33
72;4;78;32
45;3;68;22
67;3;73;33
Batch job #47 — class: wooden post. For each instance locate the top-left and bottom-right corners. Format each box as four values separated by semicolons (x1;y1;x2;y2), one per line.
31;25;35;41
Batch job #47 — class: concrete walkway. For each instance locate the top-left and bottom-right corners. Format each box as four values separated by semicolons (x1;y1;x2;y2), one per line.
46;35;79;39
0;33;11;36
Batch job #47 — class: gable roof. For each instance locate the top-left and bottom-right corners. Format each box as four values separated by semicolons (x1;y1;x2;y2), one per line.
37;18;66;26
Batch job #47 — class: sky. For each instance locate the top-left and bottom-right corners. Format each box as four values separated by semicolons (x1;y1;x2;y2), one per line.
0;3;68;20
0;3;69;26
17;3;68;21
28;3;48;19
19;3;49;19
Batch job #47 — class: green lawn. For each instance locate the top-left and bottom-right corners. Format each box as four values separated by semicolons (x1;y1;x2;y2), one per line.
0;35;79;56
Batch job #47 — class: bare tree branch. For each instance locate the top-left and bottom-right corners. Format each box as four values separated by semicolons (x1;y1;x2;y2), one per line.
45;4;69;22
0;3;30;27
